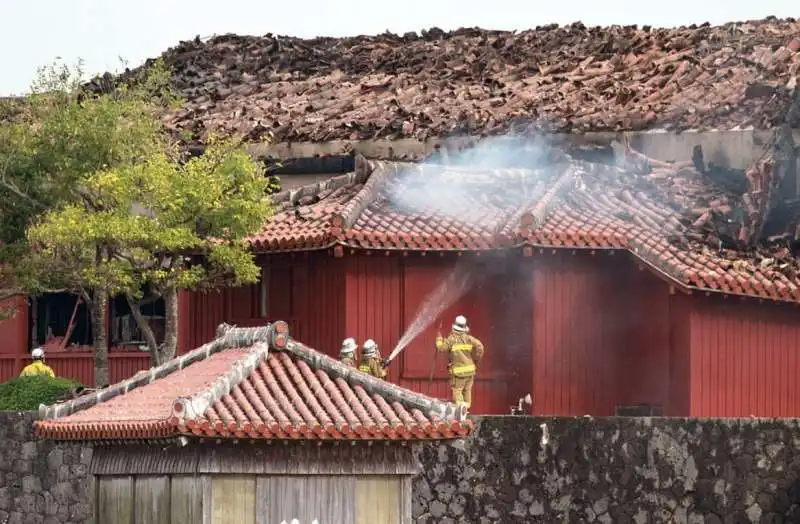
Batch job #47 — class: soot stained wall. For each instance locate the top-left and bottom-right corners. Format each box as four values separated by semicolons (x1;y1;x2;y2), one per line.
414;416;800;523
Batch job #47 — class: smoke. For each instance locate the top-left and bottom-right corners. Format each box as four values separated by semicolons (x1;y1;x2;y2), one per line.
386;136;560;362
386;136;559;228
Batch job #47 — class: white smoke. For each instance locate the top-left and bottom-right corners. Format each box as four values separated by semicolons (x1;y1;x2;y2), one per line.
385;136;560;363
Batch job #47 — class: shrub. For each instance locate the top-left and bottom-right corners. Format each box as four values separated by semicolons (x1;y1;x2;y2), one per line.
0;375;84;411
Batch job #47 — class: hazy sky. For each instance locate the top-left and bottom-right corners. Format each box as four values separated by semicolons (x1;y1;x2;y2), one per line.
1;0;797;95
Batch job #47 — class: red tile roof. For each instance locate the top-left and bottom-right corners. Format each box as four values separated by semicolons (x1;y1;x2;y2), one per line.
109;19;800;143
523;162;800;302
253;142;800;303
35;322;471;441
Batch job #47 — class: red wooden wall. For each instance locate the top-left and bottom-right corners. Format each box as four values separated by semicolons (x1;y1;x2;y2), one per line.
5;246;800;418
0;295;30;378
668;292;692;416
531;251;686;416
343;253;531;414
532;252;628;415
688;295;800;417
182;251;346;355
618;266;672;410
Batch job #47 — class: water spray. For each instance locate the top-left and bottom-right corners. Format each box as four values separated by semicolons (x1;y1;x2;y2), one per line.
384;261;475;364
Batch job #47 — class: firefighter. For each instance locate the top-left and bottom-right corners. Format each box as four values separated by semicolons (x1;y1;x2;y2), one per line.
20;347;56;378
436;315;484;409
358;339;387;379
340;337;358;368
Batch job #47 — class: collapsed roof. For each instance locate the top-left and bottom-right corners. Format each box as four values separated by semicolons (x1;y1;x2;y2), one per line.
252;125;800;302
36;322;471;442
89;18;800;143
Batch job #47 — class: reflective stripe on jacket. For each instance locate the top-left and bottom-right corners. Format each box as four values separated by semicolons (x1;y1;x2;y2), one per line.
358;356;387;379
435;332;484;377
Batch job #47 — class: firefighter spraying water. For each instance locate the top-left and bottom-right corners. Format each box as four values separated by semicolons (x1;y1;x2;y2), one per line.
436;315;484;408
383;261;474;366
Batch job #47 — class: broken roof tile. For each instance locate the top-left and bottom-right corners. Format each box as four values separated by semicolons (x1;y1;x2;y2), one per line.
249;134;800;303
88;18;800;143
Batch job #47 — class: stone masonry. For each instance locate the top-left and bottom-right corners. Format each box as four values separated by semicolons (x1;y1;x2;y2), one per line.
0;412;92;524
414;416;800;523
5;412;800;523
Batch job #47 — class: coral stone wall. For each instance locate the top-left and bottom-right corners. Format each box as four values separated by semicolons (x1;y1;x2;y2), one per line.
414;416;800;523
0;412;92;524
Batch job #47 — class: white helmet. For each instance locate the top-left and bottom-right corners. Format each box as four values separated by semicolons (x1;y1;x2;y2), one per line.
362;339;378;356
340;337;358;355
452;315;468;333
31;347;45;360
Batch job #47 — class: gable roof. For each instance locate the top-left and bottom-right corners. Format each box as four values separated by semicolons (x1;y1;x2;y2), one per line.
35;322;471;442
113;18;800;144
252;138;800;303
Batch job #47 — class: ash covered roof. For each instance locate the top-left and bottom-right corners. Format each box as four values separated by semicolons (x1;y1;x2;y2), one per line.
35;322;471;442
96;18;800;143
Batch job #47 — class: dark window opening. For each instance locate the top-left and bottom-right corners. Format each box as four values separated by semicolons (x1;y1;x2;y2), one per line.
110;293;166;350
30;293;93;349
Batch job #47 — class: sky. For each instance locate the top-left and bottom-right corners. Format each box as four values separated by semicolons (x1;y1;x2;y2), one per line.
1;0;797;95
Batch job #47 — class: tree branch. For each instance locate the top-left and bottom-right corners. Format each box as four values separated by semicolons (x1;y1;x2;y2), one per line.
125;293;159;358
0;174;47;210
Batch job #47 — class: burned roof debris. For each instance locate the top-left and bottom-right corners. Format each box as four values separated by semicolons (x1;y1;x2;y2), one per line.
85;18;800;143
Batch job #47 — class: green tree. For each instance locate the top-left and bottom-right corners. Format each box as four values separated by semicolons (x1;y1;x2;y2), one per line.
2;61;274;386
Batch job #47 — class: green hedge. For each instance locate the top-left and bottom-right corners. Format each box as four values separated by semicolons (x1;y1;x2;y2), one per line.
0;375;84;411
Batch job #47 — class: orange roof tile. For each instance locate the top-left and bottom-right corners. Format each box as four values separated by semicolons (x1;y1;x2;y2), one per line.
252;147;800;303
35;322;471;442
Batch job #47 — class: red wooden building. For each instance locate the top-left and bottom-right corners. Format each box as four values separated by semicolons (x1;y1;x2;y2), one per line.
184;154;800;417
2;153;799;417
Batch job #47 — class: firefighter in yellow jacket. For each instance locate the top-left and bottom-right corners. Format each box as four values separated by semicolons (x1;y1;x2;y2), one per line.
340;337;358;368
436;315;484;409
358;339;387;379
20;347;55;378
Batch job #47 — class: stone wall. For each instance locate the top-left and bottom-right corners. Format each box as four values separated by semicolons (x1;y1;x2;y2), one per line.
5;413;800;523
414;416;800;523
0;412;91;524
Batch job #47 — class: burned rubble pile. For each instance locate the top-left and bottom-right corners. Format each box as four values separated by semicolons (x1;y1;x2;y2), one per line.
86;18;800;143
602;128;800;282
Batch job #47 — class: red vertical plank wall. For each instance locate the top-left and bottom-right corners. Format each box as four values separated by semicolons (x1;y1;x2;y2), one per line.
531;252;627;416
181;251;345;355
667;292;692;416
394;256;519;414
296;252;346;355
183;289;226;350
341;254;527;414
0;295;28;356
617;267;671;410
343;254;403;381
689;296;800;417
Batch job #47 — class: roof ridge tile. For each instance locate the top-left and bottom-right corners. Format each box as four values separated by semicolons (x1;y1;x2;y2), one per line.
171;341;270;423
39;323;278;421
271;171;360;209
331;157;403;234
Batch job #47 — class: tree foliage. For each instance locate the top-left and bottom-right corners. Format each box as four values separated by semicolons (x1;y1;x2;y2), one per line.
1;59;276;382
0;60;177;250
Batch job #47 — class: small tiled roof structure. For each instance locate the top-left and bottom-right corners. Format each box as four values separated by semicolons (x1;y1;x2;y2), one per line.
252;144;800;303
35;322;471;441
